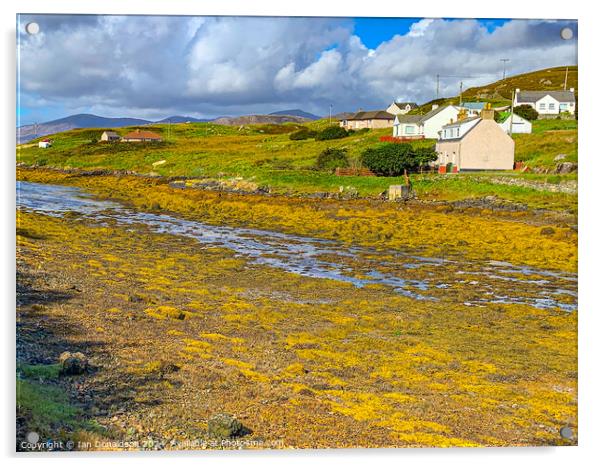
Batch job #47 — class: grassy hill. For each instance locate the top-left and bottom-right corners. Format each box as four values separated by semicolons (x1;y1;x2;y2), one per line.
411;66;577;114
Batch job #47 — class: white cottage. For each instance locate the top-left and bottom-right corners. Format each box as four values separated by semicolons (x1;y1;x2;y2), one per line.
392;105;461;139
386;101;418;115
513;88;576;116
498;113;532;134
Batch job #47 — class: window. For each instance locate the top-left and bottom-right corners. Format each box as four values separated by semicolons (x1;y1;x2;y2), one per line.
549;103;556;111
405;125;415;135
456;128;460;137
539;103;546;111
560;103;568;111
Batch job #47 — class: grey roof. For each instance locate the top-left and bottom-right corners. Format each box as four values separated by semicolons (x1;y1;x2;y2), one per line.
392;101;418;108
347;110;395;121
395;105;454;125
441;116;480;129
516;90;575;103
103;131;119;136
460;102;486;110
438;120;483;142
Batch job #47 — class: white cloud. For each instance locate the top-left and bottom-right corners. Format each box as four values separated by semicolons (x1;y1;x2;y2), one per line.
17;15;577;121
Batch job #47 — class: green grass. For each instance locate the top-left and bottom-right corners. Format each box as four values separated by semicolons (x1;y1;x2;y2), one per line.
17;117;577;210
18;363;62;380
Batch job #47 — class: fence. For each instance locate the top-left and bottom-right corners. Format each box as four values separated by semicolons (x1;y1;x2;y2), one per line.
379;135;425;143
335;167;376;177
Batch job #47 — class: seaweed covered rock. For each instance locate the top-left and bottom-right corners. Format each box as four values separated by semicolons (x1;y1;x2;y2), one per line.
58;351;88;375
207;413;244;439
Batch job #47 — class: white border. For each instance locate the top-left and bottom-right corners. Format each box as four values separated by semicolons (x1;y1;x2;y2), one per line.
2;1;600;465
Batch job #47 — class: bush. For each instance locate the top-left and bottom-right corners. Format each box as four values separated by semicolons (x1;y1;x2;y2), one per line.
514;104;539;121
315;126;348;141
289;128;317;140
360;143;437;177
315;148;349;172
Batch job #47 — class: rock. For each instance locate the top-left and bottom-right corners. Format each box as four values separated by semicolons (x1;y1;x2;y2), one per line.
540;227;556;236
556;162;577;174
554;154;567;161
207;413;244;439
59;351;88;375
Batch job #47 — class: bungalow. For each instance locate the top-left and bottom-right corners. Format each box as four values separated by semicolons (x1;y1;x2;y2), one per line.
435;105;514;171
459;102;486;117
498;112;532;134
121;129;163;142
513;88;576;116
386;101;418;115
339;110;395;130
100;130;120;141
392;104;461;139
38;139;52;149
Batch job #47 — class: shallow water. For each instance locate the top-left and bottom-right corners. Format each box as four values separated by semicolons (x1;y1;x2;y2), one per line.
16;181;577;311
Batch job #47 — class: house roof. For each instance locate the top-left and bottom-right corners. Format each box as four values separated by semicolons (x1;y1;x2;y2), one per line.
460;102;486;110
497;112;528;124
441;116;480;129
392;102;418;109
438;119;484;142
347;110;395;121
122;129;162;140
396;104;456;126
516;90;576;104
103;131;119;136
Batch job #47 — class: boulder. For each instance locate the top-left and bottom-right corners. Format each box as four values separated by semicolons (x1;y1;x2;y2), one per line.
540;227;556;236
58;351;88;375
556;162;577;174
207;413;244;439
554;154;567;161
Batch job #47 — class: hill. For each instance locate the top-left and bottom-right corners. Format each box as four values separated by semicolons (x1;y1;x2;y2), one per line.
269;109;321;120
211;114;312;126
154;116;211;124
18;114;153;144
411;66;578;115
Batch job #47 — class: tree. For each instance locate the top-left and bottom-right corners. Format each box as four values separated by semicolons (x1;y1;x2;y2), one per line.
513;104;539;121
289;128;317;140
360;143;437;185
315;126;348;141
315;148;349;172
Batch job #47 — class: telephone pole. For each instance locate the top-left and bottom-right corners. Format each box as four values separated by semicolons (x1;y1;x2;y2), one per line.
329;104;333;124
500;58;510;80
564;66;569;90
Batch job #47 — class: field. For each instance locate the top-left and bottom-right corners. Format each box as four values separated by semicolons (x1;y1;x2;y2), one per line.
17;118;577;211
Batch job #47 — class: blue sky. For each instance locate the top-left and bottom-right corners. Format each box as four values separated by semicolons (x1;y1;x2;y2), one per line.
17;16;576;124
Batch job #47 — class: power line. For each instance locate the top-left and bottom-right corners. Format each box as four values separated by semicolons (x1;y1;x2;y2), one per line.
500;58;510;80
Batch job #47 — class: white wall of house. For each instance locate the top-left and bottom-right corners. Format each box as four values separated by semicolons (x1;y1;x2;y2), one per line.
423;106;461;139
392;118;421;137
514;94;575;115
387;103;412;115
498;114;532;134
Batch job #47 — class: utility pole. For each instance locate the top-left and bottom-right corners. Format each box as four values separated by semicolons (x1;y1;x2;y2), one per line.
500;58;510;80
436;74;440;99
459;81;463;106
329;104;333;124
509;89;515;137
564;66;569;90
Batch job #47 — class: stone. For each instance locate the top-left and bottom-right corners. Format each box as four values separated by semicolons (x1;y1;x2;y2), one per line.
554;154;567;161
58;351;88;375
555;162;577;174
207;413;244;439
540;227;556;236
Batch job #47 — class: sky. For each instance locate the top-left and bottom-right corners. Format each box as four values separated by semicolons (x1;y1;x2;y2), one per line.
16;15;577;124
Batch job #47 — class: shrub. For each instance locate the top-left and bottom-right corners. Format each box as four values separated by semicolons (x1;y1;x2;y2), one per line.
315;126;348;141
315;148;349;172
514;104;539;121
289;128;317;140
360;143;437;177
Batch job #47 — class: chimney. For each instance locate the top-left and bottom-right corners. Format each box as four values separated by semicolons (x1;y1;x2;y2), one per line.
569;87;575;93
481;102;495;120
432;104;439;110
457;108;467;122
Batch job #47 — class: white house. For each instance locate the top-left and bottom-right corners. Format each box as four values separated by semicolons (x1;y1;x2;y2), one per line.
38;139;52;148
386;101;418;115
513;88;576;116
498;113;532;134
435;107;515;171
100;131;120;141
392;105;461;139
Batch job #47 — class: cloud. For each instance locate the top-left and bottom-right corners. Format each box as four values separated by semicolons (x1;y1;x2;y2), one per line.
17;15;577;122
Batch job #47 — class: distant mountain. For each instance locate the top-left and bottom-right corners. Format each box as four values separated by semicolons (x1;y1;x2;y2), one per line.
154;116;211;124
17;113;152;144
269;109;321;120
212;114;311;126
